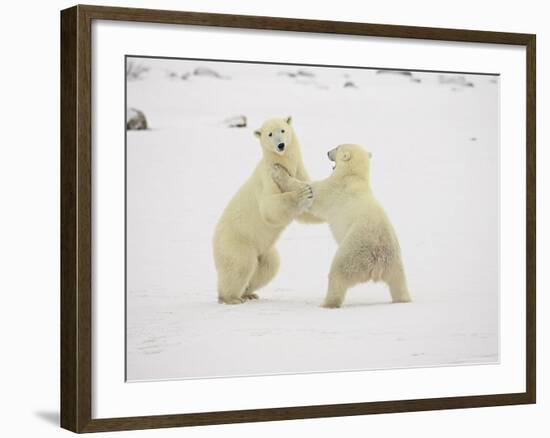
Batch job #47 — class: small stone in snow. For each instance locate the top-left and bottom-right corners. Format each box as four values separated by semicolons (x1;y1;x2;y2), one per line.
224;115;247;128
127;108;148;130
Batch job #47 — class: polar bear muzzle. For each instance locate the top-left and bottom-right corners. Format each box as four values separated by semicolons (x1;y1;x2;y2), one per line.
327;147;338;169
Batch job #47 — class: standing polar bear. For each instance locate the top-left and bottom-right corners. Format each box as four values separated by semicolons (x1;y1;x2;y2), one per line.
213;116;320;304
272;144;411;308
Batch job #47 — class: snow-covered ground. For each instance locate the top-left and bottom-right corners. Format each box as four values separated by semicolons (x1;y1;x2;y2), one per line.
125;57;499;382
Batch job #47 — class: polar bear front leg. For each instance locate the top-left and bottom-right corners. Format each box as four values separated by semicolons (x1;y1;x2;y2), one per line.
322;244;358;308
323;272;351;308
259;189;313;227
271;164;308;193
271;165;333;222
296;186;314;212
383;261;412;303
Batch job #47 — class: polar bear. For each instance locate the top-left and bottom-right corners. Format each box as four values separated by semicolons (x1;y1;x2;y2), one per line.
213;116;320;304
272;143;411;308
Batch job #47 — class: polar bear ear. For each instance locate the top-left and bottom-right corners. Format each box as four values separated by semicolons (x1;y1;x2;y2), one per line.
285;116;293;125
254;129;262;138
341;151;351;161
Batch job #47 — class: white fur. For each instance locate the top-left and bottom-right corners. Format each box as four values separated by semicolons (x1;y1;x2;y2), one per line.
213;117;315;305
272;144;411;308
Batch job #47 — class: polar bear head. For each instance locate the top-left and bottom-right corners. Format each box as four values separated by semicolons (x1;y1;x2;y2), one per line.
328;144;372;180
254;116;294;156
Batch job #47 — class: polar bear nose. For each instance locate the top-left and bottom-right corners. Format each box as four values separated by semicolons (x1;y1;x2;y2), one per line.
277;143;285;151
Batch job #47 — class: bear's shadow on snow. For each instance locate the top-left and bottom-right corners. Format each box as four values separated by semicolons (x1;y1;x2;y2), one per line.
236;297;397;309
342;300;403;309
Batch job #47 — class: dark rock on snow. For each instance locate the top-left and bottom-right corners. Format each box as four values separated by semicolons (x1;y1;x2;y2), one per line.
278;72;297;78
296;69;315;77
278;69;315;78
126;61;150;81
127;108;148;130
224;115;247;128
193;67;228;79
438;75;474;87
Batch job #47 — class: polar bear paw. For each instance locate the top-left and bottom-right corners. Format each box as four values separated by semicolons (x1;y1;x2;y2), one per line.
321;300;343;309
243;292;260;300
297;185;314;212
271;164;303;192
218;296;246;305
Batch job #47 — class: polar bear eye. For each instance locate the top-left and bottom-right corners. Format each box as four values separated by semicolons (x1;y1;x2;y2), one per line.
268;132;273;137
281;129;285;133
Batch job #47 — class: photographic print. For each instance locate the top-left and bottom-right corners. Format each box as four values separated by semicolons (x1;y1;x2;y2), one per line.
125;56;499;382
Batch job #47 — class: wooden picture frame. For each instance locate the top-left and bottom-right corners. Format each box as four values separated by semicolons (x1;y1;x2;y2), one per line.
61;4;536;433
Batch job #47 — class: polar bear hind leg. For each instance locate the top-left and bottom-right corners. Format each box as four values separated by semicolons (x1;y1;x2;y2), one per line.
243;248;280;300
383;261;411;303
323;271;354;308
322;245;364;308
216;245;258;305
